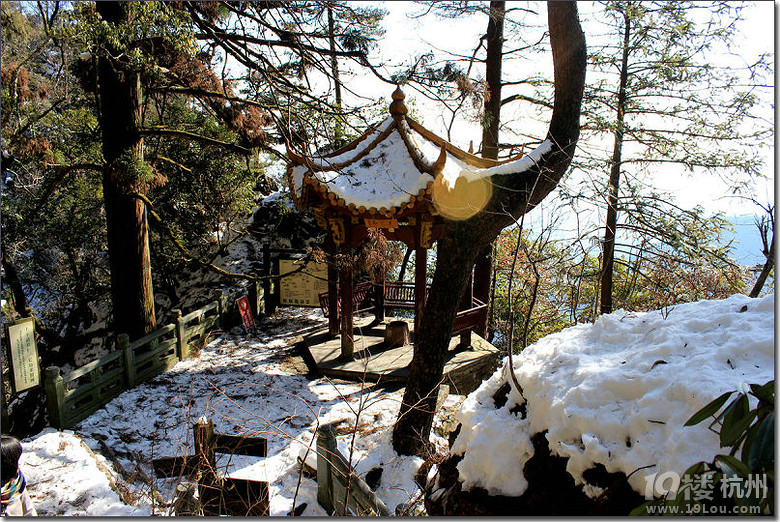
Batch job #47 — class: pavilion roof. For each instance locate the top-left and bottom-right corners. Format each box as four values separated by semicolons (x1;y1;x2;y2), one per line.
286;87;552;217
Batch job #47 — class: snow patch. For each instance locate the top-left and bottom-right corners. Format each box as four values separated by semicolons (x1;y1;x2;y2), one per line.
452;293;774;498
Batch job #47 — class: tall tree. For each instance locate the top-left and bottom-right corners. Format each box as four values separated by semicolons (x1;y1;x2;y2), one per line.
394;1;548;336
473;1;505;332
393;1;587;456
95;2;156;339
584;1;772;314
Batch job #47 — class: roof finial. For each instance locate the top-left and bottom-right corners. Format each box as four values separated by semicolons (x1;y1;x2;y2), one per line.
389;85;408;118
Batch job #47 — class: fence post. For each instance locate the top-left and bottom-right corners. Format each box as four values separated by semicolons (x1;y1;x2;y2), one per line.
173;309;189;360
44;366;65;430
317;424;337;515
212;289;227;329
263;243;276;315
118;333;135;389
315;424;391;516
193;417;217;513
247;281;263;319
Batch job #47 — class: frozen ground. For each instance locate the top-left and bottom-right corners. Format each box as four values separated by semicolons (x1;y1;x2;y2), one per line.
18;308;456;516
16;293;774;515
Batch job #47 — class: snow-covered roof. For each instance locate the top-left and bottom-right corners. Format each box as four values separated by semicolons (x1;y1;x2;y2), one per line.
287;87;551;217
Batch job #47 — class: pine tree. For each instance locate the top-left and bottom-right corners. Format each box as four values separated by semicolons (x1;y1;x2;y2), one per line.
577;1;772;314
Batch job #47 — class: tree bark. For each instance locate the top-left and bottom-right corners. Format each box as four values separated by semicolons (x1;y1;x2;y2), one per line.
480;0;504;160
327;6;343;140
598;9;631;316
749;230;774;298
97;2;156;340
393;1;586;456
393;236;479;456
1;250;30;318
473;2;505;332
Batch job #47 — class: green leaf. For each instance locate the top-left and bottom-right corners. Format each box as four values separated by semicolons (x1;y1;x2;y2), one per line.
685;391;733;426
749;381;774;406
741;421;759;464
715;454;751;478
720;394;755;447
748;412;774;472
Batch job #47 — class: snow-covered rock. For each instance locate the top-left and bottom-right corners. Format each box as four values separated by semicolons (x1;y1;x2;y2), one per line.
447;293;774;503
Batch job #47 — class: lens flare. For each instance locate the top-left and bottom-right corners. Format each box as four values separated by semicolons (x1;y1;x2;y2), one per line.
432;174;492;221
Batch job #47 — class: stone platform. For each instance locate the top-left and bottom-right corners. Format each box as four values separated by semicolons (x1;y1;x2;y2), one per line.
298;316;502;395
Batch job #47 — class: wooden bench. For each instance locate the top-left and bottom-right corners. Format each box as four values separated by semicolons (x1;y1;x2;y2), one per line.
318;281;374;317
318;281;487;342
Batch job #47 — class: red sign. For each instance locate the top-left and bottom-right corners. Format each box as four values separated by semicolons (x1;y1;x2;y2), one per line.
236;296;255;330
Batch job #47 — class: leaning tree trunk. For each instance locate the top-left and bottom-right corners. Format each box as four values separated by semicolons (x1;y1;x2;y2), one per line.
598;10;630;316
749;229;774;298
96;2;156;340
393;1;587;456
393;235;480;456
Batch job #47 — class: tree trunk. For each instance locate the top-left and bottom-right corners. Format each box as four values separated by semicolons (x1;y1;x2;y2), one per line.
480;0;504;160
393;236;478;455
473;1;504;332
398;247;412;282
598;10;630;316
393;1;586;456
749;230;774;298
1;250;30;317
97;2;156;340
327;7;343;141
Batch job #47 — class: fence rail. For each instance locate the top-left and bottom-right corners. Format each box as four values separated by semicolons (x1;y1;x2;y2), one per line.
316;424;391;516
45;291;229;430
317;281;375;316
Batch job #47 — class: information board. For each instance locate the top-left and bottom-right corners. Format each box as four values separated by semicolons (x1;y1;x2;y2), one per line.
6;318;40;393
279;259;328;307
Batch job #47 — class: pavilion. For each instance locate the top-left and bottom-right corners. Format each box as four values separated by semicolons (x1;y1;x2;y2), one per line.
287;87;532;364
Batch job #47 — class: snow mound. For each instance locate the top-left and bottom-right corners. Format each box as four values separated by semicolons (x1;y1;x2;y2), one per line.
20;429;150;516
452;293;774;498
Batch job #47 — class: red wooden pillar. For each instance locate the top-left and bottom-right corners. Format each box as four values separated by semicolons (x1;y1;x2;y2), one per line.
339;227;354;359
460;268;474;311
413;247;427;344
374;274;385;323
326;232;339;336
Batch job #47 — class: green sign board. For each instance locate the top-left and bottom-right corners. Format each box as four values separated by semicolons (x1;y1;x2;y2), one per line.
6;318;40;393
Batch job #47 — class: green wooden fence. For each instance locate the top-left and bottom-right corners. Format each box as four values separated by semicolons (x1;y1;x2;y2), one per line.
45;291;231;430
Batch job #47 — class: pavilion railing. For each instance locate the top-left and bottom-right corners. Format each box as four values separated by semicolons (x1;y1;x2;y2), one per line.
318;282;487;339
452;298;488;336
318;281;375;317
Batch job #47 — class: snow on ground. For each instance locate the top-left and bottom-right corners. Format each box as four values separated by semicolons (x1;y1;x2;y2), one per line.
452;293;775;498
19;308;454;516
16;293;773;515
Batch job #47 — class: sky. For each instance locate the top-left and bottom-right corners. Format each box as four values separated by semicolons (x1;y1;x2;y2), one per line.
333;1;774;221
